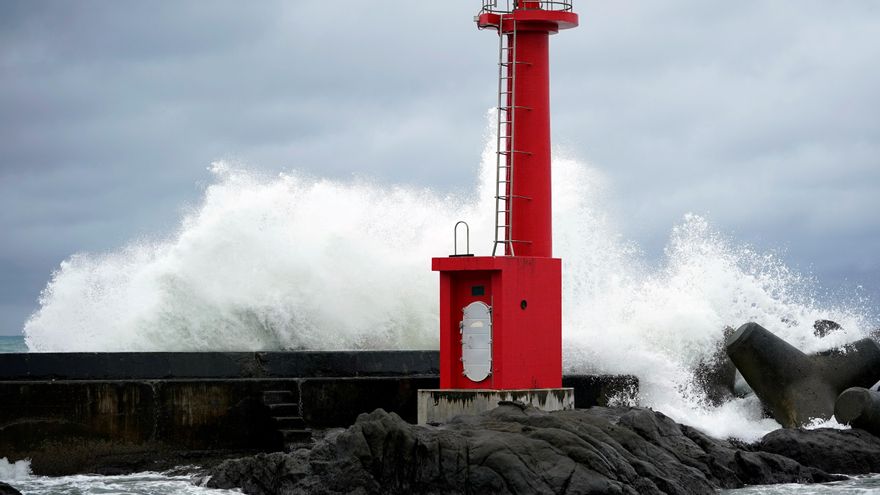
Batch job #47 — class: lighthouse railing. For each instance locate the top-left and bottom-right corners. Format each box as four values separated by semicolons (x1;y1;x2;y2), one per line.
480;0;573;14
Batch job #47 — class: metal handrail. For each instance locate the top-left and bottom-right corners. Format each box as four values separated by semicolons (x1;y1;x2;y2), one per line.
480;0;573;14
453;221;473;256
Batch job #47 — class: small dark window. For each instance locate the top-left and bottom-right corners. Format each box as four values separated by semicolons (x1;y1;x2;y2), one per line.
471;285;485;296
520;299;528;310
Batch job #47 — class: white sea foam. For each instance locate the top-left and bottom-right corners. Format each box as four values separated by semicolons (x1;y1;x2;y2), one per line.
0;458;32;481
804;416;851;430
6;471;241;495
23;121;876;441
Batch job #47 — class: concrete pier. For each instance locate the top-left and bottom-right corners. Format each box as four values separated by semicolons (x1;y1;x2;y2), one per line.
0;350;439;380
0;351;438;475
0;351;638;475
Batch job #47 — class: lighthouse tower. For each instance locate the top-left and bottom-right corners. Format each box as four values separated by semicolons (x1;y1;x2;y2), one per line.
419;1;578;423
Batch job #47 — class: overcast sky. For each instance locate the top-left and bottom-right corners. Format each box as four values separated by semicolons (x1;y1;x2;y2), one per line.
1;0;879;336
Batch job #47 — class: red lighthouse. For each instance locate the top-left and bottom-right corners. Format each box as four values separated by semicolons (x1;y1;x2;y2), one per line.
428;1;578;400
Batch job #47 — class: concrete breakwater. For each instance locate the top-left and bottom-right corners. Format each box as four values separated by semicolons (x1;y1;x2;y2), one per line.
0;352;636;475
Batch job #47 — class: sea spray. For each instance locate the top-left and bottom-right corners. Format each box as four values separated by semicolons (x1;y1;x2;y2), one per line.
560;210;871;440
23;129;876;440
24;164;468;352
0;458;31;481
5;470;242;495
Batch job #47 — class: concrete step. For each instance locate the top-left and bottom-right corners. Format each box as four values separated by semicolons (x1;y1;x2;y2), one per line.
281;429;312;445
262;390;295;405
274;416;306;429
268;403;299;416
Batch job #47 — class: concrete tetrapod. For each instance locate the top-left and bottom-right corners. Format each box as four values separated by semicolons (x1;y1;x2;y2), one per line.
835;387;880;436
726;322;880;427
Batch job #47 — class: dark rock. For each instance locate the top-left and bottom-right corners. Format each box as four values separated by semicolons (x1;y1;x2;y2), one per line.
726;322;880;427
835;387;880;436
208;405;842;495
0;482;23;495
206;452;311;495
813;320;842;338
759;427;880;474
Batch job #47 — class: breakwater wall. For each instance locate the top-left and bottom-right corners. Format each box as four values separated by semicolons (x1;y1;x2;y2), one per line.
0;351;636;475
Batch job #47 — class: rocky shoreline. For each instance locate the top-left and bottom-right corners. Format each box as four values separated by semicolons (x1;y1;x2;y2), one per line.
206;403;880;495
0;482;22;495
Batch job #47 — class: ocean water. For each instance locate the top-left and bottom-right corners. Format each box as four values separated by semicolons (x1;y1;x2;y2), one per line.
724;474;880;494
2;458;879;494
0;458;239;494
0;335;26;353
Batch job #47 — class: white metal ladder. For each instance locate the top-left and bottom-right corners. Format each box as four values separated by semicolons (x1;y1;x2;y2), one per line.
492;19;531;256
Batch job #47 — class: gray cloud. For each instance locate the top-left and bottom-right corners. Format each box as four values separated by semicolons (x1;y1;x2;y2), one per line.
1;0;879;334
552;1;880;282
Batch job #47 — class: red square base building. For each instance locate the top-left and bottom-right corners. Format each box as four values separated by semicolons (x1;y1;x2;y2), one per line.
432;256;562;390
